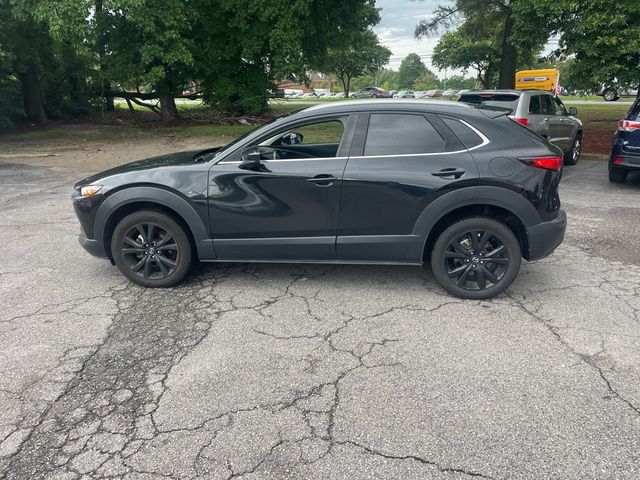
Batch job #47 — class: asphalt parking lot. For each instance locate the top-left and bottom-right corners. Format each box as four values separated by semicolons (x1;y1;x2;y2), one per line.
1;142;640;479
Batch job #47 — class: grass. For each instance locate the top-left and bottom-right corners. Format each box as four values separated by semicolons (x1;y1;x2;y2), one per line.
0;103;305;143
1;98;631;144
573;104;629;130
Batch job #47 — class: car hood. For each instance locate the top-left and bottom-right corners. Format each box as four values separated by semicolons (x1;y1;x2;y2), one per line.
74;148;221;188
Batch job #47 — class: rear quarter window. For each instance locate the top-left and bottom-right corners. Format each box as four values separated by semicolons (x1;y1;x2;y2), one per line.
440;117;484;149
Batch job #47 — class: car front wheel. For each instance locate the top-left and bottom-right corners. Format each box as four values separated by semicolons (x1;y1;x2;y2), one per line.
431;217;521;299
603;89;618;102
111;210;192;287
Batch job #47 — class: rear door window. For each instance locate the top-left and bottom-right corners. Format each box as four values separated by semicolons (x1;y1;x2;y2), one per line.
364;114;444;156
528;95;541;114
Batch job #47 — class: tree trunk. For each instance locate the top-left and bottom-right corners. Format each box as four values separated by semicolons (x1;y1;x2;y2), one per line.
498;9;517;89
96;0;114;112
19;63;47;124
159;95;179;122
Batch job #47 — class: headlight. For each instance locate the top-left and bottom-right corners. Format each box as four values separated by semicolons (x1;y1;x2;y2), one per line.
80;184;103;197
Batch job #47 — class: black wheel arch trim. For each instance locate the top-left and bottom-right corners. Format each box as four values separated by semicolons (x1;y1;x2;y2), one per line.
93;186;215;260
413;186;543;257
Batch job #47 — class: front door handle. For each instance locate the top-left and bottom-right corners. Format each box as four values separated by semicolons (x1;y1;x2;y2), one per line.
306;174;337;186
431;168;465;179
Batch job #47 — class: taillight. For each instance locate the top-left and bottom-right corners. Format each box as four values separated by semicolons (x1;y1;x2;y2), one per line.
519;156;563;171
618;119;640;132
509;116;529;126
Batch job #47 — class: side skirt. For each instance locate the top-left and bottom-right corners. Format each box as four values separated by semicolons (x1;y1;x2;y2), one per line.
200;258;423;266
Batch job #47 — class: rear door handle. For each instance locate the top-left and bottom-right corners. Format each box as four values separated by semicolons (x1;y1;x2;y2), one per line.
431;168;465;179
306;174;337;186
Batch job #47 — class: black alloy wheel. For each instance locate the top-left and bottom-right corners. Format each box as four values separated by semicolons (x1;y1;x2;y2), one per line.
431;217;521;299
111;210;192;287
121;223;178;279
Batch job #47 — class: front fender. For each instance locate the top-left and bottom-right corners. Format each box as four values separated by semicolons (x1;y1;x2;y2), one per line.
93;186;215;260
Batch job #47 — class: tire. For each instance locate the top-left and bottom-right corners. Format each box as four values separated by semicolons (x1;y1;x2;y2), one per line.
608;167;627;183
430;217;522;300
603;89;618;102
564;132;582;166
111;210;192;288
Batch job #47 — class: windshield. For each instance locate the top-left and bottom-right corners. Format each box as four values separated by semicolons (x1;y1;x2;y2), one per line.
213;111;298;159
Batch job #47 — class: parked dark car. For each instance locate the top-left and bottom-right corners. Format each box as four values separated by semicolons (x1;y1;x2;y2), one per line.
459;90;582;165
72;100;566;299
351;87;393;98
600;86;639;102
609;97;640;183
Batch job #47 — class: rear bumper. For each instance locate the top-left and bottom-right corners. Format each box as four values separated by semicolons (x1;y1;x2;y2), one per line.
79;233;108;259
526;209;567;261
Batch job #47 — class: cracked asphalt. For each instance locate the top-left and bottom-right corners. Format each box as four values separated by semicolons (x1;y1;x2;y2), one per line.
1;141;640;479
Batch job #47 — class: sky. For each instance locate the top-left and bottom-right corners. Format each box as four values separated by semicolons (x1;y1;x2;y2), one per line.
373;0;558;79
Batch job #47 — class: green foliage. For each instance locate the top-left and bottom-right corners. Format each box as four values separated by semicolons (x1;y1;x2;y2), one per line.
444;75;477;90
397;53;427;89
323;29;391;97
554;0;638;90
189;0;384;113
418;0;551;88
413;70;442;90
432;30;499;88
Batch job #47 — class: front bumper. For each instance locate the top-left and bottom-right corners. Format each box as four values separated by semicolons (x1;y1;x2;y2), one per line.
79;233;108;259
526;209;567;261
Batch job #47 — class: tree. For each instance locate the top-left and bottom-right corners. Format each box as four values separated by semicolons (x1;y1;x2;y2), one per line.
188;0;384;113
324;29;391;98
416;0;550;89
398;53;427;89
0;0;94;124
445;74;477;90
104;0;195;122
517;0;640;96
413;70;441;90
432;30;499;88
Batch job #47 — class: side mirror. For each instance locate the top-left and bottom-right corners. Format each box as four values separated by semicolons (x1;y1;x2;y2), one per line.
568;107;578;116
240;147;262;169
280;132;303;145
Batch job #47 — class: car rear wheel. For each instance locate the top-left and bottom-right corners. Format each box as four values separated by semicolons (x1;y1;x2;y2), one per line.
564;132;582;166
431;217;521;300
111;210;192;288
609;167;627;183
603;89;618;102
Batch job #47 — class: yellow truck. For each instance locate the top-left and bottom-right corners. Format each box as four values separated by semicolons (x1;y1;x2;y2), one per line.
515;69;560;93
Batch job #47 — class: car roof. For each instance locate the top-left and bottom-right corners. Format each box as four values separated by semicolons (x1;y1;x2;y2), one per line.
460;90;522;96
301;99;479;117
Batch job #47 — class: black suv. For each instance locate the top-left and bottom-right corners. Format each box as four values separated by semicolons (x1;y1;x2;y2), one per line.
609;96;640;183
72;100;566;299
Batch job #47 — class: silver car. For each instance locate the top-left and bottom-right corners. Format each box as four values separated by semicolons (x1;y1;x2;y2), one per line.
458;90;583;165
